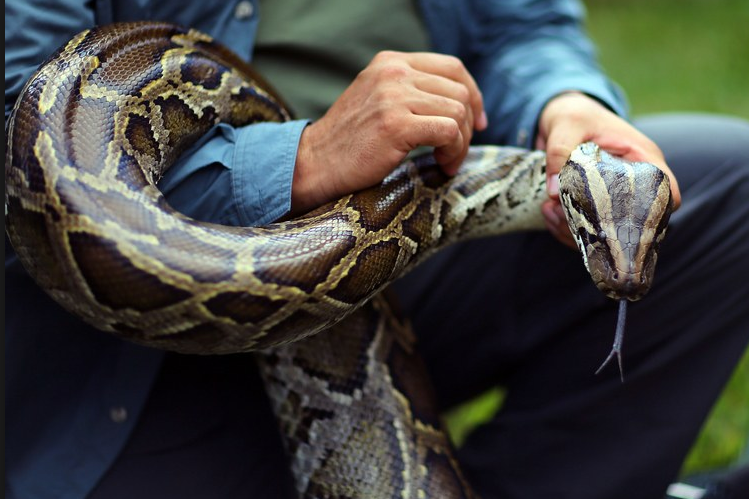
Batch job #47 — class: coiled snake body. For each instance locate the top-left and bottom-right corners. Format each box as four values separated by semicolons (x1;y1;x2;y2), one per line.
5;23;672;498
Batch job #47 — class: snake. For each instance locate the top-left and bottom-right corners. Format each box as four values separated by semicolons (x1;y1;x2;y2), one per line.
5;22;673;498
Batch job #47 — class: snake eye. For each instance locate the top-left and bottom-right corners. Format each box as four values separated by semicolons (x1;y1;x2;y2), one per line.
598;230;607;241
586;230;602;245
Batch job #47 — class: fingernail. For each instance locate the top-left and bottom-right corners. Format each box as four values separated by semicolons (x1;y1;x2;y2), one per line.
542;201;560;226
477;110;488;130
547;174;559;196
441;162;459;177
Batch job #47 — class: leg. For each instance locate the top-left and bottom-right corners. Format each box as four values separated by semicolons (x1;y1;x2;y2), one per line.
393;114;749;499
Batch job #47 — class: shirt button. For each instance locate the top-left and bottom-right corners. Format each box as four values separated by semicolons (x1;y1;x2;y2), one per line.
234;1;254;20
517;128;529;146
110;406;128;423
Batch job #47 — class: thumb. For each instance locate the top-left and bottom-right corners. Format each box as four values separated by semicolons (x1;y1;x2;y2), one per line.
543;125;586;199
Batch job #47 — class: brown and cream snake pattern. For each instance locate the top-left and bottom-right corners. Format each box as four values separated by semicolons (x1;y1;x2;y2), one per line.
5;22;672;498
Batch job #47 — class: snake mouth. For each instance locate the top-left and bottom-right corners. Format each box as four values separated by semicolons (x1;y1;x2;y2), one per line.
597;273;649;302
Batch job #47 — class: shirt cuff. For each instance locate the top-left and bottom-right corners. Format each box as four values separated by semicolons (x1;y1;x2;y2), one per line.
231;119;309;225
159;119;309;227
513;76;629;149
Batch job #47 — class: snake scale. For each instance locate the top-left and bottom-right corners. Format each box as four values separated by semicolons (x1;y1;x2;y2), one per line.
5;22;672;498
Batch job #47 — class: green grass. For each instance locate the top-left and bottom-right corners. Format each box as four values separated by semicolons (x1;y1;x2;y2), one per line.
586;0;749;119
445;0;749;478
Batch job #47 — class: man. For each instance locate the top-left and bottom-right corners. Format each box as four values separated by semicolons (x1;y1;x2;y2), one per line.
5;1;749;498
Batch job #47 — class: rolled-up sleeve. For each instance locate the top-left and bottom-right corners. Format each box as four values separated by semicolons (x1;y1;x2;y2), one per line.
158;119;309;226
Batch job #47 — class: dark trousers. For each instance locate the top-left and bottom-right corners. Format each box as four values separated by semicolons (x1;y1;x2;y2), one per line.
91;114;749;499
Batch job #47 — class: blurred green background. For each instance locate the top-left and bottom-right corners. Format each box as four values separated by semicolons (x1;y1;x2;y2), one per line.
446;0;749;479
586;0;749;118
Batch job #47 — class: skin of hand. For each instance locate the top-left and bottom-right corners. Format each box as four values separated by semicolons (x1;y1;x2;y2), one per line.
536;92;682;248
291;51;487;214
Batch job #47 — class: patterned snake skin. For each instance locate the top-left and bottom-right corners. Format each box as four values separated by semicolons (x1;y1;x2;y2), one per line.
5;22;672;498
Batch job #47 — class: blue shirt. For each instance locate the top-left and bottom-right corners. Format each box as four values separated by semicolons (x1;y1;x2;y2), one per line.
4;1;626;497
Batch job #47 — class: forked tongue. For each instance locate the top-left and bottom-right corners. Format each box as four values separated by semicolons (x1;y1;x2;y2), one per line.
596;299;627;382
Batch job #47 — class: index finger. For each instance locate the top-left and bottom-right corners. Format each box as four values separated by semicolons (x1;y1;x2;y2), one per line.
402;52;487;131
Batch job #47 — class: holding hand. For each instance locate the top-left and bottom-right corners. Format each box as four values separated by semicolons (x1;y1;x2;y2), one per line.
536;92;682;247
291;51;487;214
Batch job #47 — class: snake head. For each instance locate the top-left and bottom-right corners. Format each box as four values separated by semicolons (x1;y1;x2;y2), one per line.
559;142;673;302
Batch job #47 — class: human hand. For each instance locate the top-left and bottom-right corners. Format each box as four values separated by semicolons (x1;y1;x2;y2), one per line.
291;51;487;214
535;92;681;248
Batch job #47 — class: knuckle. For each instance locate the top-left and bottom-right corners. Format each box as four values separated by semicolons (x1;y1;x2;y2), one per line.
442;55;465;73
377;63;409;82
450;100;467;122
377;109;404;136
454;84;471;104
440;119;461;142
373;50;398;63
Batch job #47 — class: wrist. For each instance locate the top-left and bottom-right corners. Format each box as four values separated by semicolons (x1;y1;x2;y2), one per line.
537;92;608;145
291;123;333;215
541;91;591;121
